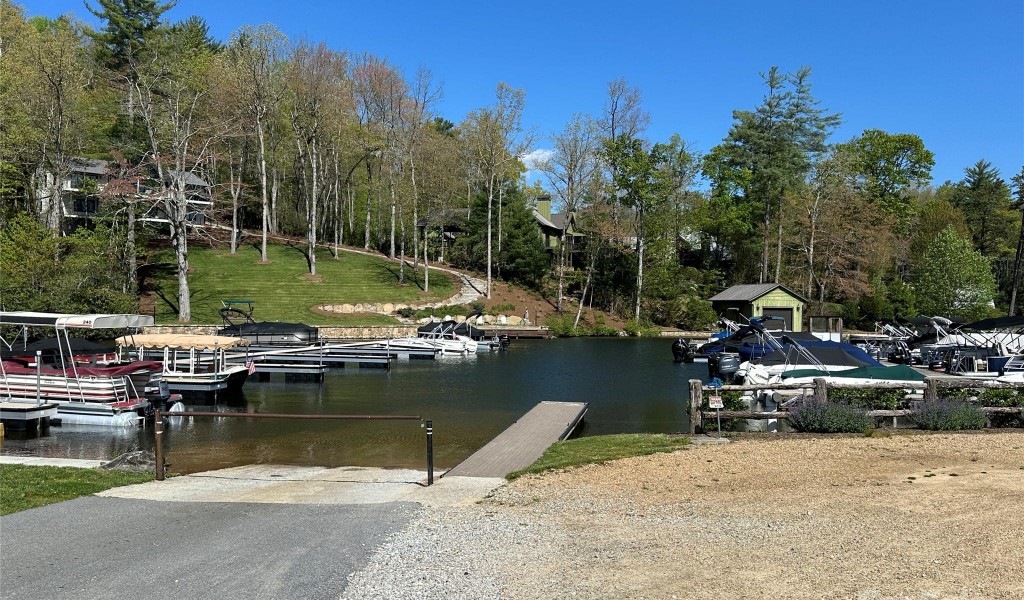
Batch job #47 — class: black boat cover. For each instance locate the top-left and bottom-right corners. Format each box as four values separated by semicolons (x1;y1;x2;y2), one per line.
218;321;319;344
961;316;1024;331
417;320;484;339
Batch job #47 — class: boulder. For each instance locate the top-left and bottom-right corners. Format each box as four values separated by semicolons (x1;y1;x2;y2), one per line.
507;315;523;326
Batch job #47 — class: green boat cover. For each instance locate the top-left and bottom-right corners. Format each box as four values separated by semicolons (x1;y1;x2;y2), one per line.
779;364;926;382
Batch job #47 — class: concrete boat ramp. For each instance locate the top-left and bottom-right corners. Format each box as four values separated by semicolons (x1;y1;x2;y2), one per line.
1;402;593;599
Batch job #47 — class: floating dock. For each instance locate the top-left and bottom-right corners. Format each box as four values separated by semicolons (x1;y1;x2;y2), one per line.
0;402;58;432
444;401;588;478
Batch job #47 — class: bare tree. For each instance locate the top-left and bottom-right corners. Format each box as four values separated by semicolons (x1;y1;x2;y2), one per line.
539;113;600;312
462;83;534;297
226;24;286;262
131;29;234;321
286;40;349;276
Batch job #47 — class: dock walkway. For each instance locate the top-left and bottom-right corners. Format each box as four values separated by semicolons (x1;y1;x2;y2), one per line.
445;401;587;478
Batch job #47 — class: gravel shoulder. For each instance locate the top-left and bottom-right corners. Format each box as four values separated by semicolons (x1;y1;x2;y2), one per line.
343;431;1024;600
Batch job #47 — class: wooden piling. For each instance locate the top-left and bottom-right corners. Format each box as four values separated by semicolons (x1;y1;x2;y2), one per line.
924;377;938;402
688;379;703;434
813;378;828;403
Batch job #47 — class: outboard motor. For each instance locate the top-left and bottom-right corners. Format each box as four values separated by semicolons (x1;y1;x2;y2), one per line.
708;353;741;383
671;339;693;363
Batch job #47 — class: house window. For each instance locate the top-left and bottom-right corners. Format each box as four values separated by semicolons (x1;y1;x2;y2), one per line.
73;197;98;214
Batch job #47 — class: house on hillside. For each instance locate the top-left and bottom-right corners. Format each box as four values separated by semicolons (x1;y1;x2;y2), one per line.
34;157;212;232
709;283;808;331
532;194;583;262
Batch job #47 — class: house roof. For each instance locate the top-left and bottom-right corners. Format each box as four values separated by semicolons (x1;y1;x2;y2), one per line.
709;283;808;304
532;209;559;230
166;169;211;188
68;158;110;175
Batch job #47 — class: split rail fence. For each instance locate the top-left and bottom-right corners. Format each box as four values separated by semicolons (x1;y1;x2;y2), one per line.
687;377;1024;434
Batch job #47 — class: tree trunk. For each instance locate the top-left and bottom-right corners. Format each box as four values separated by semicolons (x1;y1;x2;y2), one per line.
423;227;429;292
1010;208;1024;316
126;198;137;293
557;240;566;313
270;165;279;236
307;137;318;276
388;170;396;259
410;159;420;269
170;201;191;322
398;200;405;284
775;195;783;283
256;112;269;262
574;252;595;329
364;158;372;250
486;174;495;298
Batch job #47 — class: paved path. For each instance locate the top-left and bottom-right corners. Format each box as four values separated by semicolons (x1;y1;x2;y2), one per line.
0;465;503;600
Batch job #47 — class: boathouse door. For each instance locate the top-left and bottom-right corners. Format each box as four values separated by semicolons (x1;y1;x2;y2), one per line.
761;308;793;331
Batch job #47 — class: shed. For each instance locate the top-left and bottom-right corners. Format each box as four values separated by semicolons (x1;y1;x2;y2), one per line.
708;284;808;332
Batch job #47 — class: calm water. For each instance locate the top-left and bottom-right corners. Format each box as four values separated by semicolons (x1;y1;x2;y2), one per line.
1;338;707;473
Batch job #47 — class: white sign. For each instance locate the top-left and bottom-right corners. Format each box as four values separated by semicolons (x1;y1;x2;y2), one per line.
709;395;724;409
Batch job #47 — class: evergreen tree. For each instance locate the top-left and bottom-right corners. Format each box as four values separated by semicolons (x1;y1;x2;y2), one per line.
86;0;175;71
951;159;1014;258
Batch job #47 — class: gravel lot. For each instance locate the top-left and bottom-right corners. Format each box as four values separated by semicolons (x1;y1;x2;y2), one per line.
342;432;1024;600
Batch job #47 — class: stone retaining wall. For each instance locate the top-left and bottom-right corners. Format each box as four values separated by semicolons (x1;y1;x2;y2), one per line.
142;324;417;340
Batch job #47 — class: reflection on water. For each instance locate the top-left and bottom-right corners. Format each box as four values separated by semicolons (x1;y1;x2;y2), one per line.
1;339;707;473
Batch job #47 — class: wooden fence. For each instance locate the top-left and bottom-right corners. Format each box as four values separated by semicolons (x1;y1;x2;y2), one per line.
687;377;1024;434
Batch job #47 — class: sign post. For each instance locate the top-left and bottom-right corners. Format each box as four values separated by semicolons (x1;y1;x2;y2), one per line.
708;378;724;438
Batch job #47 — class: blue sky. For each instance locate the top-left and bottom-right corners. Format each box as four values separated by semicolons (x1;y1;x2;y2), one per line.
25;0;1024;188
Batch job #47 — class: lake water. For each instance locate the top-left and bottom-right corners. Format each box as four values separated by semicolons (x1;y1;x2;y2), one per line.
1;338;708;473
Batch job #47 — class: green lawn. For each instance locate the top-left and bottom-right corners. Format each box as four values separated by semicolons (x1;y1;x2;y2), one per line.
507;433;691;480
146;243;459;325
0;464;154;515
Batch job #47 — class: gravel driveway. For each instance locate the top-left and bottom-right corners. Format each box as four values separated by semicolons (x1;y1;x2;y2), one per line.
343;432;1024;599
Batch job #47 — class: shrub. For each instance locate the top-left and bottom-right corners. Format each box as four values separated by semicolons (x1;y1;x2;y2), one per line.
828;388;907;411
490;303;516;313
545;313;580;337
976;388;1024;407
623;319;660;337
787;398;872;433
395;307;415;318
546;313;622;337
701;390;747;432
912;400;986;431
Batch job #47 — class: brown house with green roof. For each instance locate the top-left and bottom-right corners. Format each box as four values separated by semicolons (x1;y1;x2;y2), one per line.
709;284;808;331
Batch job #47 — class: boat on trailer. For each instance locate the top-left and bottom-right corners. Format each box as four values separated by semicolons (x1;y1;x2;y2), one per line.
0;312;163;427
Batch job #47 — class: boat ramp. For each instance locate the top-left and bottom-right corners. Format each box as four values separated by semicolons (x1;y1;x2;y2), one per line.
445;401;588;478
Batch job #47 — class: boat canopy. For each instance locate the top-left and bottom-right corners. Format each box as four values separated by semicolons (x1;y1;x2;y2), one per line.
961;316;1024;331
217;321;318;344
780;364;926;382
0;312;154;329
115;334;251;350
417;320;484;339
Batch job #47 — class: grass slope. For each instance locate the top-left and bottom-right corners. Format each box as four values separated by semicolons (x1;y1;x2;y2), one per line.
0;464;153;515
147;243;458;325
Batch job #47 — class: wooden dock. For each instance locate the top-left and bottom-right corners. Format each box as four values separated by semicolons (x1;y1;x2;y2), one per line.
444;401;588;478
0;402;58;432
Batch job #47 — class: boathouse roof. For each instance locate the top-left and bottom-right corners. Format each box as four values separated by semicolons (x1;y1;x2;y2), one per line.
709;284;808;303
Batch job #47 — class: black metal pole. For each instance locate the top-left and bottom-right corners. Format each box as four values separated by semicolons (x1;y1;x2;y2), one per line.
426;419;433;486
154;409;164;481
